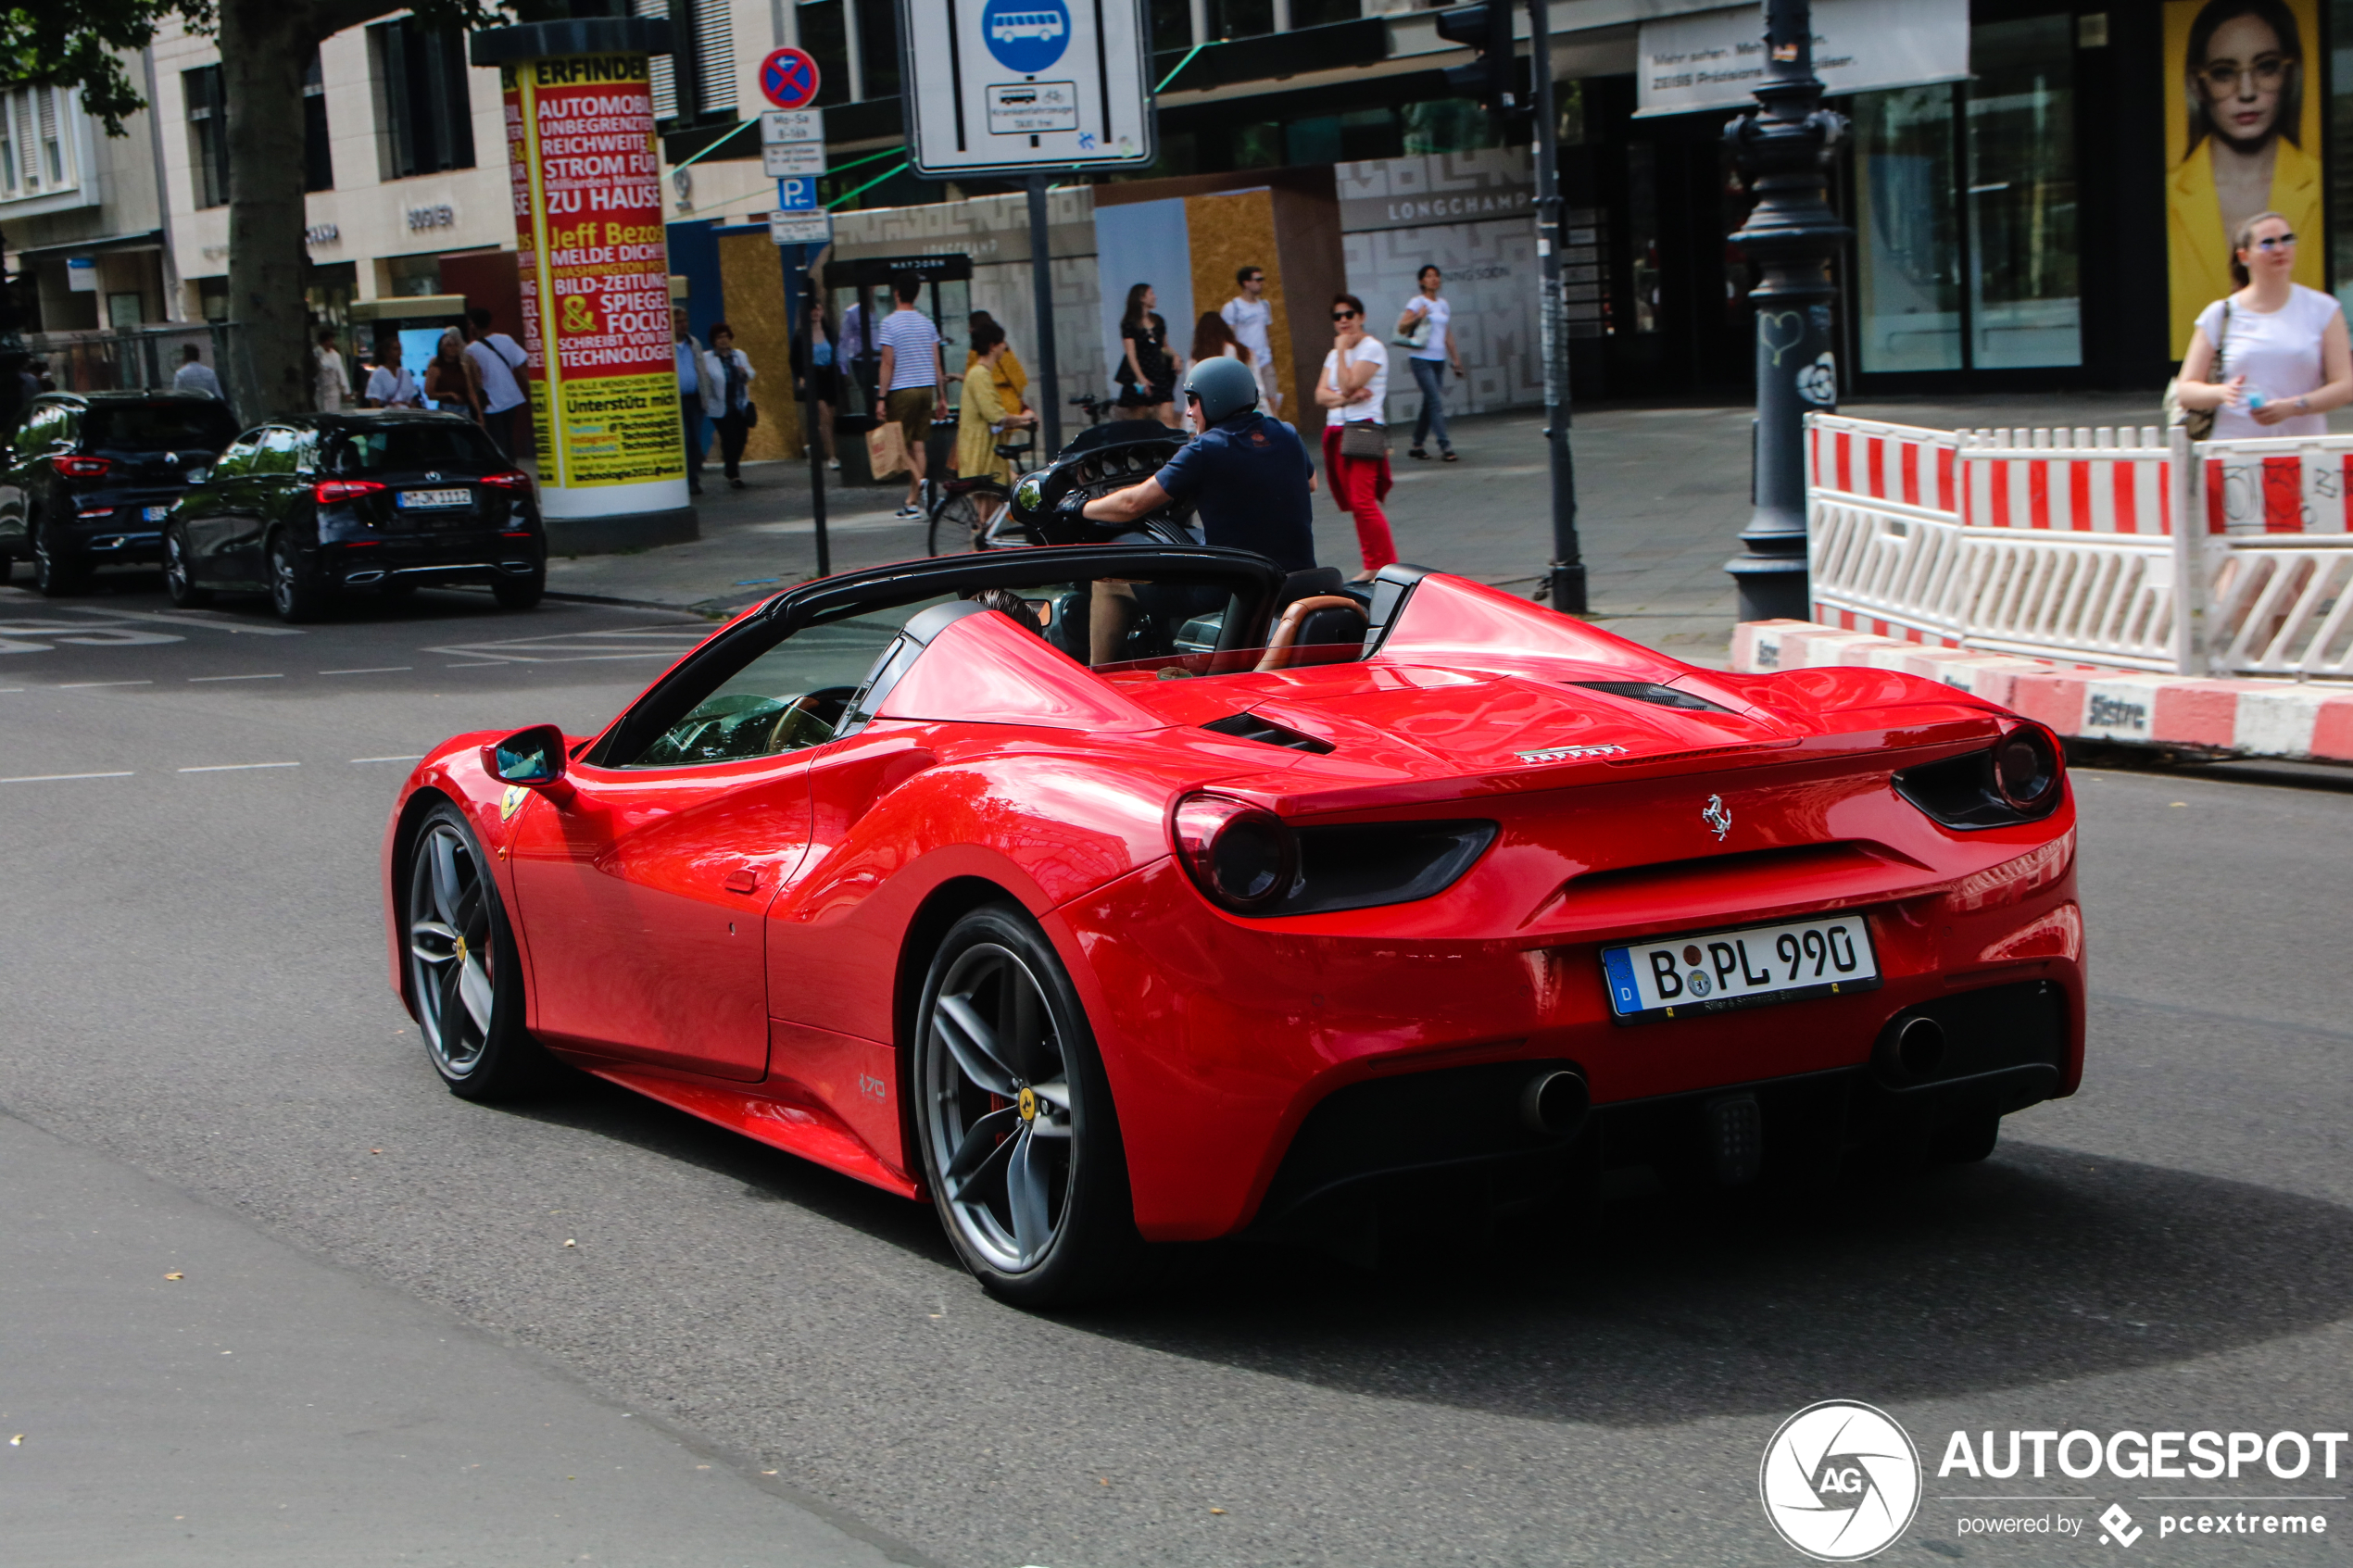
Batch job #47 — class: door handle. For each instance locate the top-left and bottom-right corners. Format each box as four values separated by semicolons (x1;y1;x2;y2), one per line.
724;869;760;894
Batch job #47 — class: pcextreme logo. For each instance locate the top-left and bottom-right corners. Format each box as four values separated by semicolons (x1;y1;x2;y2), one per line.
1760;1400;1923;1562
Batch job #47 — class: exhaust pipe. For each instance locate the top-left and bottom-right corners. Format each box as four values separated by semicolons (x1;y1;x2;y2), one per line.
1519;1068;1590;1137
1874;1014;1947;1085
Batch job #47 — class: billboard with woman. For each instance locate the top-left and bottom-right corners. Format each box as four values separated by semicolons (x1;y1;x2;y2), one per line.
2166;0;2326;353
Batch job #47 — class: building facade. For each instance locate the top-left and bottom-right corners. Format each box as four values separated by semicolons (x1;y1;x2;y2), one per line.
12;0;2349;420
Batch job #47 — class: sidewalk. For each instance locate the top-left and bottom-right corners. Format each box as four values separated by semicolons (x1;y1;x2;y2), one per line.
547;392;2178;666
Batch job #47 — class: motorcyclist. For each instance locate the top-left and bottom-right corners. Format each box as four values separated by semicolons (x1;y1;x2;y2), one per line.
1078;357;1318;574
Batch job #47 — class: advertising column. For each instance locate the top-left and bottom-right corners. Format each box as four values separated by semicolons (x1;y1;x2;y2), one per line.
471;18;696;552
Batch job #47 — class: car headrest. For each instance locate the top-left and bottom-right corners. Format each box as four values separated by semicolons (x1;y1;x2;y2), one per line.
1276;567;1345;609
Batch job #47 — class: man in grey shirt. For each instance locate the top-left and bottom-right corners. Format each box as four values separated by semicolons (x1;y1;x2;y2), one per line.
173;345;224;400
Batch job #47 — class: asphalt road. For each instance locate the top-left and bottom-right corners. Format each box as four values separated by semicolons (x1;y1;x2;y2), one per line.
3;571;2351;1567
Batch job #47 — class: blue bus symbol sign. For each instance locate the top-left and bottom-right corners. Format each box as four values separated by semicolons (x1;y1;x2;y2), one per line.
981;0;1071;72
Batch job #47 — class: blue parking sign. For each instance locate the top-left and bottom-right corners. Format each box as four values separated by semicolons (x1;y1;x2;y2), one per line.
775;177;819;211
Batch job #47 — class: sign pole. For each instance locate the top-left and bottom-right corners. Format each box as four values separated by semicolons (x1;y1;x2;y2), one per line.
796;245;831;578
1527;0;1584;615
1026;171;1063;455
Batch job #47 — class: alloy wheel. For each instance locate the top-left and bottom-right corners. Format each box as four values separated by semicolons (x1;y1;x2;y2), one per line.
271;540;298;618
408;822;498;1079
923;942;1075;1272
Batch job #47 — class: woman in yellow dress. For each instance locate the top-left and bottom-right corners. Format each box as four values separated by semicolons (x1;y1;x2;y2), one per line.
963;310;1030;419
2168;0;2324;348
954;321;1036;518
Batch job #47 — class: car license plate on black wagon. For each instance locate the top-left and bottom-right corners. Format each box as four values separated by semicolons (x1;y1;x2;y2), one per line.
1601;914;1881;1024
398;487;471;509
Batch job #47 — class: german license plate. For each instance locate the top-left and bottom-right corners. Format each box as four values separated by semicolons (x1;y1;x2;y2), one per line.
398;487;471;509
1602;913;1881;1023
142;504;171;521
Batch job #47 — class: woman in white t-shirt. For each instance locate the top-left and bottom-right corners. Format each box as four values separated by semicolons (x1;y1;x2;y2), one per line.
2174;211;2353;440
1395;264;1466;460
1315;293;1394;583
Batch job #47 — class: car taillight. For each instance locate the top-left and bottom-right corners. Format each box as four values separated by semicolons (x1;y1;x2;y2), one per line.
479;470;533;491
313;479;387;504
1172;792;1297;914
54;456;111;480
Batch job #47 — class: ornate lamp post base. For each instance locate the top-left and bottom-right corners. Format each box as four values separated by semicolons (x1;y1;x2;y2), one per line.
1723;0;1850;627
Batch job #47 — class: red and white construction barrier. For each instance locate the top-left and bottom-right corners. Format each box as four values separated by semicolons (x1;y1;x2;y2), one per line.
1735;619;2353;763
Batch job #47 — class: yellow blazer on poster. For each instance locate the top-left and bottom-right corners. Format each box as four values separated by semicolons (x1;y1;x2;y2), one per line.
2168;136;2325;351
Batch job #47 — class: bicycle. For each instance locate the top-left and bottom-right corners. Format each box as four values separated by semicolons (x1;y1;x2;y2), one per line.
1069;391;1113;427
926;432;1043;554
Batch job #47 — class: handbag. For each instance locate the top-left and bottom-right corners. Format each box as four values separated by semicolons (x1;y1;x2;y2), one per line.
1392;310;1432;351
2164;300;2228;439
1339;419;1388;459
742;400;758;430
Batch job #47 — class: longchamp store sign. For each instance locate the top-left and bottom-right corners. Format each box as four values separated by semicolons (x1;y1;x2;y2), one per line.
1635;0;1969;117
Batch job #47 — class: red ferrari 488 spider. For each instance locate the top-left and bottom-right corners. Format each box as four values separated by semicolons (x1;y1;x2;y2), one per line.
384;545;2082;1304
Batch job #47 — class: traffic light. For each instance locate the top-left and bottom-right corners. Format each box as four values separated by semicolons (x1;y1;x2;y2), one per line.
1435;0;1518;122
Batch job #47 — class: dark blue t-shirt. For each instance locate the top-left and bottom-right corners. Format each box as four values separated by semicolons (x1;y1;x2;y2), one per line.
1152;411;1317;574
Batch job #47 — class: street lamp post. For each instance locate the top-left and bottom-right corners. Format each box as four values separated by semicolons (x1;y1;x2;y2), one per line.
1722;0;1850;624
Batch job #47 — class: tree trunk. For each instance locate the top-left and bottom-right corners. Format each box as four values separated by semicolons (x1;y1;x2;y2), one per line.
218;0;317;423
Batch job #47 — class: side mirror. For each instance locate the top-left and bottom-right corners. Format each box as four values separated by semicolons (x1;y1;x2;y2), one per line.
484;723;568;786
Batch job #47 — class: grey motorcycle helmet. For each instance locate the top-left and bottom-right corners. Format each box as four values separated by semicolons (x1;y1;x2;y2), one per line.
1182;356;1260;426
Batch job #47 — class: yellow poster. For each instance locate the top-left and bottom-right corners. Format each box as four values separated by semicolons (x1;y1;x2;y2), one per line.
2165;0;2326;357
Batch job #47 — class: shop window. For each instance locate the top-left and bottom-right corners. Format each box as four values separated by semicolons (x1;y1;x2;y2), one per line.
183;66;230;209
1627;143;1660;334
383;253;443;297
1966;16;2079;369
795;0;852;107
1288;0;1360;26
856;0;900;99
1151;0;1193;52
1214;0;1275;40
303;52;333;193
197;277;230;321
1849;16;2080;376
1233;122;1282;168
107;292;144;329
1403;99;1504;155
370;19;476;179
1856;84;1963;372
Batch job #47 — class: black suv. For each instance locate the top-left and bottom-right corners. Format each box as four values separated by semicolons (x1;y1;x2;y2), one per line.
164;411;547;621
0;391;242;594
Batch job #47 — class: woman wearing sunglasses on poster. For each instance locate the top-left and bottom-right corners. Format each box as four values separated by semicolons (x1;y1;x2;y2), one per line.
2173;211;2353;438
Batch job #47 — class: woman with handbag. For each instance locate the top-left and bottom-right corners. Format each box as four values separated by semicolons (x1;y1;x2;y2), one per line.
2171;211;2353;438
703;322;759;489
1316;293;1396;583
1394;265;1465;460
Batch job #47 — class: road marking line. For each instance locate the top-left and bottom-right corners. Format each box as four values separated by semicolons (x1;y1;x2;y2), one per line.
59;680;154;689
321;666;411;675
0;771;134;784
443;660;510;668
60;606;303;636
188;672;284;682
351;755;425;764
177;761;301;772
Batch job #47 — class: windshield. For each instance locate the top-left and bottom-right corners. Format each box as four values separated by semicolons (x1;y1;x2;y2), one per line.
331;423;503;474
83;403;240;456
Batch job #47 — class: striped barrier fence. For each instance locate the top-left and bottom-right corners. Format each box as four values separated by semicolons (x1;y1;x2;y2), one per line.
1803;414;2353;681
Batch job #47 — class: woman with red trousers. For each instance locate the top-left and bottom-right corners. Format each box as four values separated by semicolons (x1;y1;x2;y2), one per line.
1315;294;1394;583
